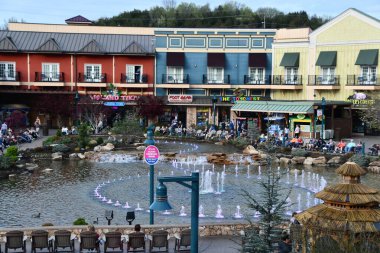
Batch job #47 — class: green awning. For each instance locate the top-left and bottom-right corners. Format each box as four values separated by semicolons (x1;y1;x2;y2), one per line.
231;101;314;114
355;49;378;65
279;53;300;67
316;51;337;66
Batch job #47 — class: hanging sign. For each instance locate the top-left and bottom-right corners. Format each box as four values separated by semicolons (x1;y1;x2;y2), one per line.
168;95;193;103
144;145;160;165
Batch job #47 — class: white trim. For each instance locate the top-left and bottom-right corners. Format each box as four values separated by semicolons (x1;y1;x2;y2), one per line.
84;64;102;82
112;56;115;84
272;42;310;48
225;38;249;48
0;61;16;81
184;37;206;48
209;38;223;48
70;55;73;84
315;40;380;46
169;37;182;47
41;63;60;81
27;54;30;83
251;38;264;48
126;64;144;83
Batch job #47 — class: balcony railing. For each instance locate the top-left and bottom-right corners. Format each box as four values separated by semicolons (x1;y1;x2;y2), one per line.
308;75;340;86
162;74;189;84
203;74;230;84
78;73;107;83
347;75;380;86
35;72;64;82
121;73;148;83
0;71;20;81
244;75;272;84
272;75;303;85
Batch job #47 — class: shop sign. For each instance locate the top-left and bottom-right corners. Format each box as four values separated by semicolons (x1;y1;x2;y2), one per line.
104;102;126;107
297;114;306;120
220;96;271;103
144;145;160;165
168;95;193;103
347;92;375;107
90;95;140;101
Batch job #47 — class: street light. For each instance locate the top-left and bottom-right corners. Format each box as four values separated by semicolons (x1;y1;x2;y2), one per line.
144;125;156;225
321;97;326;139
150;172;199;253
212;95;218;128
74;91;80;126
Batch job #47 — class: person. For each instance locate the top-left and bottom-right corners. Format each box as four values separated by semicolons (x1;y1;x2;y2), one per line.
128;224;144;250
294;125;300;138
71;126;78;135
34;117;41;133
221;121;226;131
325;139;335;152
284;126;289;140
290;212;300;225
344;140;356;153
1;122;7;135
335;140;346;153
0;134;4;154
370;144;380;156
229;121;234;135
278;233;292;253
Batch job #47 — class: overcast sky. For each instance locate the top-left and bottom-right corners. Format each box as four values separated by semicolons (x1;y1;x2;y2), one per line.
1;0;379;26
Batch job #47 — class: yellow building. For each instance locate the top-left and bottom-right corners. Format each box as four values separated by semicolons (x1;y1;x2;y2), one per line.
272;8;380;135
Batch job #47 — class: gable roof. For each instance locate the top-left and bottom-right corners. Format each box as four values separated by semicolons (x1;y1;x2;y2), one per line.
122;41;146;54
0;36;17;51
79;39;103;53
65;15;92;24
37;38;61;52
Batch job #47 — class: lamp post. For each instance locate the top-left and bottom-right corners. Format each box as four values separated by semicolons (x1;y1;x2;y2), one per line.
144;126;156;225
212;95;217;128
74;91;80;126
321;97;326;139
150;172;199;253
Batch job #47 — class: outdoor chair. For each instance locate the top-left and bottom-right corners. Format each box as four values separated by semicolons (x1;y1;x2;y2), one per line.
149;230;168;253
174;229;191;252
127;232;145;252
5;230;25;253
104;232;123;253
79;231;99;253
53;230;73;253
31;230;51;253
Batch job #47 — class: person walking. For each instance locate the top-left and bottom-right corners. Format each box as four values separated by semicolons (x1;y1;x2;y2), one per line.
1;122;7;135
294;125;300;138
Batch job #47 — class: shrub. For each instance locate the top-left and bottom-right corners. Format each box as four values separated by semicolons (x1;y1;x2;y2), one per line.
111;115;143;136
96;137;104;145
4;146;18;162
59;136;74;145
229;137;250;149
56;129;62;137
43;136;60;146
73;217;88;225
78;123;91;149
349;154;370;168
291;148;309;157
42;223;54;226
52;144;70;153
0;156;13;170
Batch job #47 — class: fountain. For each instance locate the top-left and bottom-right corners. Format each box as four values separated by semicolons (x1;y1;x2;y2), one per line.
135;203;143;211
215;205;224;218
235;165;238;177
286;169;290;184
114;201;121;206
215;172;221;195
253;211;261;218
162;210;172;215
102;197;107;202
285;197;293;216
306;192;311;208
179;206;187;216
294;169;299;186
221;171;226;192
200;170;214;194
123;202;131;209
107;199;113;204
247;165;250;178
297;194;302;212
301;170;305;188
258;165;262;179
234;205;243;219
199;205;205;218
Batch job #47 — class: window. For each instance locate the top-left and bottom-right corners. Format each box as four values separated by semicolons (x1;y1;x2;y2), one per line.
85;64;102;82
42;63;59;81
319;67;335;84
168;88;182;95
167;66;184;83
126;65;143;83
249;67;265;84
207;67;224;84
0;62;15;81
361;66;377;84
285;67;298;84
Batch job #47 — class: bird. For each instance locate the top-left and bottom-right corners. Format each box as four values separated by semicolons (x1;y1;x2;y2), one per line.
31;213;41;218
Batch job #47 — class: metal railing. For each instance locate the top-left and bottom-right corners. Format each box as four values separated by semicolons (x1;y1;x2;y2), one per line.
35;72;64;82
78;73;107;83
162;74;189;84
308;75;340;85
0;71;20;81
244;75;272;84
272;75;303;85
202;74;230;84
347;75;380;86
121;73;148;83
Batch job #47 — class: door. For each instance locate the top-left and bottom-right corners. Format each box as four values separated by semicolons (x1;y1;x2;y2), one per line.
126;65;142;83
285;67;298;84
42;63;59;81
0;62;15;80
85;64;101;82
321;67;335;84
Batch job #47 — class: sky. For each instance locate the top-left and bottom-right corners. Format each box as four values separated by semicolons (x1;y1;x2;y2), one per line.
1;0;380;26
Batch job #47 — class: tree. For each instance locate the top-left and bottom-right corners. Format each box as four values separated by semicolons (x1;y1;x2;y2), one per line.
359;94;380;132
34;94;74;127
78;96;112;134
136;95;164;123
242;157;292;252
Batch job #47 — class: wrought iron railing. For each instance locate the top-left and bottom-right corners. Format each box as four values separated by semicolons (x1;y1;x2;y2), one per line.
272;75;303;85
161;74;189;84
35;72;64;82
308;75;340;85
202;74;230;84
121;73;148;83
78;73;107;83
244;75;272;84
0;71;20;81
347;75;380;86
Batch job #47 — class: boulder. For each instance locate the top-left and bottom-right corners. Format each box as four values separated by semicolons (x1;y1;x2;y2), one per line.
136;146;146;151
9;174;16;180
303;157;313;165
84;151;95;159
133;143;145;146
69;153;78;159
94;143;115;152
42;168;53;173
368;160;380;174
207;153;229;165
25;163;38;171
279;157;290;165
215;142;224;146
78;153;85;159
312;156;327;165
291;156;306;164
88;139;98;146
52;152;62;160
260;154;268;160
369;160;380;167
327;156;342;165
243;145;259;155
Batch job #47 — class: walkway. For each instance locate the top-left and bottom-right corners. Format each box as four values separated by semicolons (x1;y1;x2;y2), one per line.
17;129;57;151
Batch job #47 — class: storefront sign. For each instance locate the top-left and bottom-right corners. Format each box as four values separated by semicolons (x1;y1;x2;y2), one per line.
144;145;160;165
297;114;306;120
347;92;375;107
220;96;271;103
89;95;140;101
168;95;193;103
104;102;126;107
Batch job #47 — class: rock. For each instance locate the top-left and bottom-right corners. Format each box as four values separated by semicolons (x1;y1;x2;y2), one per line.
133;143;145;146
303;157;313;165
369;160;380;167
368;161;380;174
69;153;78;159
215;142;224;145
243;145;259;155
291;156;306;164
207;153;230;165
78;153;85;159
260;154;268;160
88;139;98;146
165;153;177;158
52;152;62;160
94;143;115;152
84;151;95;159
312;156;327;165
16;164;25;169
273;157;280;164
327;156;342;165
42;168;53;173
9;174;16;180
136;146;146;151
279;157;290;165
25;163;38;171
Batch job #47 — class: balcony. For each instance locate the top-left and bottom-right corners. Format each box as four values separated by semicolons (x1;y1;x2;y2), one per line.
308;75;340;90
347;75;380;90
0;71;21;85
117;73;149;88
157;74;190;88
77;73;107;87
269;75;303;90
33;72;65;87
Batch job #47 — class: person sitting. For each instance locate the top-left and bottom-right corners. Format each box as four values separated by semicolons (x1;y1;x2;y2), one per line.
61;126;69;135
71;126;78;135
335;140;346;153
355;141;363;154
127;224;144;250
278;233;292;253
287;137;298;148
315;138;326;151
325;139;335;152
344;140;356;153
296;137;303;148
259;133;267;143
0;134;4;154
369;144;380;156
306;138;315;150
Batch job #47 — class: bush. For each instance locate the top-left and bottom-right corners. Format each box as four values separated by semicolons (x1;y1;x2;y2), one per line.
229;137;250;149
96;137;104;145
0;156;13;170
73;217;88;225
43;136;60;146
52;144;70;153
4;146;18;163
349;154;370;168
56;129;62;137
59;136;75;145
111;116;143;136
291;148;309;157
78;123;91;149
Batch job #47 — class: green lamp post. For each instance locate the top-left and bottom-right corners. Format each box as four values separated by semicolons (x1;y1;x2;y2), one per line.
144;125;156;225
321;97;326;139
74;91;80;126
150;172;199;253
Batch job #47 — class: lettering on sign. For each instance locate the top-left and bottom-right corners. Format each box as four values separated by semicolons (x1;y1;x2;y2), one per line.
89;95;140;101
168;95;193;103
220;96;271;103
144;145;160;165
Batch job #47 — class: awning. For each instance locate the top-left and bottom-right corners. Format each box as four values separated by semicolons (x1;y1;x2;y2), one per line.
279;53;299;67
355;49;378;66
207;53;225;67
316;51;337;66
249;53;266;67
231;101;314;114
167;52;185;66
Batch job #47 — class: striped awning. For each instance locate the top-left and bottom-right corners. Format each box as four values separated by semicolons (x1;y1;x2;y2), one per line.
231;101;314;114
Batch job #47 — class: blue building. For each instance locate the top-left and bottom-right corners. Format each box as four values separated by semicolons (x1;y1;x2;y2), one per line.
154;28;276;128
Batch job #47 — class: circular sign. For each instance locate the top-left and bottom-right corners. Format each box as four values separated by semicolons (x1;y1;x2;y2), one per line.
144;145;160;165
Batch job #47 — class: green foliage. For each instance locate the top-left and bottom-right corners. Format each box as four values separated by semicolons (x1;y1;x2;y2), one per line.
4;146;18;163
242;228;269;253
291;148;309;157
56;129;62;137
111;113;143;136
52;144;70;153
96;137;104;145
78;123;91;149
349;154;370;168
43;136;60;146
229;137;250;149
0;156;13;170
73;217;88;225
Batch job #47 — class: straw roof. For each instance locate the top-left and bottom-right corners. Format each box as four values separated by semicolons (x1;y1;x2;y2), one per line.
335;162;367;176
